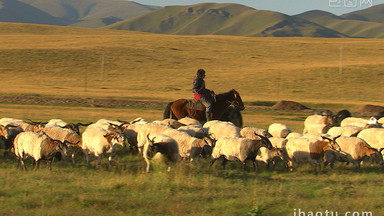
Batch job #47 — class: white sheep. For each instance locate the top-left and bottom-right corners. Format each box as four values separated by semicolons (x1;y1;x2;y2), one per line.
203;120;241;141
268;137;288;148
323;136;383;170
129;117;149;125
136;123;171;154
256;147;284;169
285;136;341;174
143;133;180;172
268;123;291;138
161;128;213;163
0;124;23;150
303;115;333;134
42;125;82;164
0;118;27;128
240;127;272;139
357;128;384;157
46;119;91;134
327;125;362;137
177;117;202;126
82;125;125;169
340;117;369;128
0;118;44;132
302;133;331;141
242;130;286;169
94;119;126;131
378;117;384;126
46;119;68;127
286;132;302;139
303;123;331;134
209;134;273;171
304;115;333;126
158;119;185;129
13;131;69;171
124;122;148;153
177;125;208;139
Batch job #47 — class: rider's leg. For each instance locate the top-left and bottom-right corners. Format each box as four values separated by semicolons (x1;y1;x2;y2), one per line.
200;97;213;121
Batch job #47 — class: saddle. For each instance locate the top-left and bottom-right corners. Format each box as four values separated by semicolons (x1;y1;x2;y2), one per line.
187;99;205;111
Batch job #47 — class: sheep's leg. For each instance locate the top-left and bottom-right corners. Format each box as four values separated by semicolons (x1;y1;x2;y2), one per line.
19;159;26;171
35;160;40;171
47;160;52;172
369;157;375;167
142;144;151;172
209;158;217;167
312;162;318;175
108;155;113;170
97;155;102;167
242;161;247;171
83;149;90;166
144;155;151;173
71;153;76;165
353;161;361;171
191;156;202;168
265;161;270;169
221;158;228;170
16;157;22;170
71;147;76;164
324;161;329;167
252;160;259;172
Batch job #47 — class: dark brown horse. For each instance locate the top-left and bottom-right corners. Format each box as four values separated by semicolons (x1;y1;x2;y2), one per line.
163;89;245;125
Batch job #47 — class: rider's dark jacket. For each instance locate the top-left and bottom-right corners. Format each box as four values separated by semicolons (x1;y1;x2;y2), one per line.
192;76;210;96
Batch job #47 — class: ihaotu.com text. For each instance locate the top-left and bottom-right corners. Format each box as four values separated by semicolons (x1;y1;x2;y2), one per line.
293;209;373;216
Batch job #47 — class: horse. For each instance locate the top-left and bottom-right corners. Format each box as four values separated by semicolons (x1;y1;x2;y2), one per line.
163;89;245;127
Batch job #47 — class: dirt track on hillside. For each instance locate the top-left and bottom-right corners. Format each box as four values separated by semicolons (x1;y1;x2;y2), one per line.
0;95;168;109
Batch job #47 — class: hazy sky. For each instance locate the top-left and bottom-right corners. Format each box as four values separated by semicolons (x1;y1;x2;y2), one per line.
131;0;384;15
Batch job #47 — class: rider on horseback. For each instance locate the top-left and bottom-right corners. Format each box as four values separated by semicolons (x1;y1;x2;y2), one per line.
192;69;214;121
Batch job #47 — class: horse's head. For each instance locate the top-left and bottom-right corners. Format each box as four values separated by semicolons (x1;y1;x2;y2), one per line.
231;89;245;111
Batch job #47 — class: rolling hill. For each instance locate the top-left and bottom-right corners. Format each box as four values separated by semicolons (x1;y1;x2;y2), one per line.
107;3;346;38
341;4;384;23
295;9;384;38
0;0;66;25
0;0;383;38
0;0;159;27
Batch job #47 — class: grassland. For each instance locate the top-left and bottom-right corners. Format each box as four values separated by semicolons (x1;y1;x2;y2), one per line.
0;22;384;216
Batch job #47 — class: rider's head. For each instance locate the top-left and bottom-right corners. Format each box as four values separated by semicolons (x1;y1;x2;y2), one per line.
197;69;206;79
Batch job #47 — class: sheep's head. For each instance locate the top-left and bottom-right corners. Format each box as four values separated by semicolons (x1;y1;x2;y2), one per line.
64;140;81;148
55;141;69;157
104;132;125;147
369;148;383;164
203;137;215;147
255;133;273;150
322;135;341;152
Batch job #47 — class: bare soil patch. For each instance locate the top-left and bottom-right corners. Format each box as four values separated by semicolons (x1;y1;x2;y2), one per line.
0;95;167;109
271;100;310;111
355;104;384;114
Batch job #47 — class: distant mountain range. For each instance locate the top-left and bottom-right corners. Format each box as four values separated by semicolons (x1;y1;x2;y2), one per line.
0;0;383;38
0;0;159;27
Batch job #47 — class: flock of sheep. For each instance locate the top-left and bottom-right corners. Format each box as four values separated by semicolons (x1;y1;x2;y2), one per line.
1;109;384;174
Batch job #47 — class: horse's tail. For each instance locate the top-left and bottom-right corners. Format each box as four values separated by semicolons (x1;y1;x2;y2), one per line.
163;102;174;119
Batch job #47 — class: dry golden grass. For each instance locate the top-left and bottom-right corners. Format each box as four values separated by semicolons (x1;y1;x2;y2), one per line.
0;22;383;131
1;23;384;216
0;22;383;104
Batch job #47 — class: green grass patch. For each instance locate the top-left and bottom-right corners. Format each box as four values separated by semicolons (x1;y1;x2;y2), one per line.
1;154;383;216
